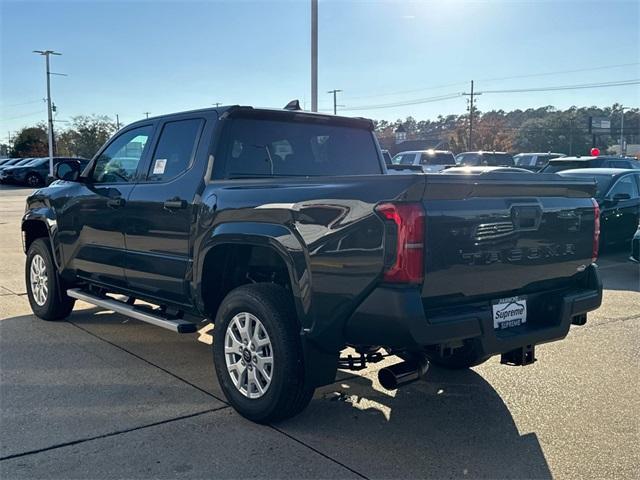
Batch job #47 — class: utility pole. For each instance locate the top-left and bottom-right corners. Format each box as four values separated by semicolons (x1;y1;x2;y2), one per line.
213;102;222;108
143;112;150;119
116;114;120;130
462;80;480;149
311;0;318;112
619;106;629;155
33;50;61;179
327;89;342;115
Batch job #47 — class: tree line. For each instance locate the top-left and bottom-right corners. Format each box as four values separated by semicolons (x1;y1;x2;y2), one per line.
5;115;117;159
374;104;638;154
3;104;638;159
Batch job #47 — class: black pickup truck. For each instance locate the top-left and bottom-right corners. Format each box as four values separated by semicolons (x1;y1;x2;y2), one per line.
22;105;602;423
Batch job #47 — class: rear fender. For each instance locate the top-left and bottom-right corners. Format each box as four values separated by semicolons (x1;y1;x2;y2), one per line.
195;222;338;387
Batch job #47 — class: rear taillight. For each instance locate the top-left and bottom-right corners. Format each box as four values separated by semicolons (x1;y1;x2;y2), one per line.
592;198;600;263
375;202;425;283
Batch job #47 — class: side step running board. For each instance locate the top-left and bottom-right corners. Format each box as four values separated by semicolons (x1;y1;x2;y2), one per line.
67;288;198;334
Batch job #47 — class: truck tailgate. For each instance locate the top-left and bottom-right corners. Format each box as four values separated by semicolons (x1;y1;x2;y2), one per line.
422;172;597;303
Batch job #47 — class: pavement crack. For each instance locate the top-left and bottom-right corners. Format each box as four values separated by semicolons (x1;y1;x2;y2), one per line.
0;408;225;462
269;425;370;479
68;321;229;405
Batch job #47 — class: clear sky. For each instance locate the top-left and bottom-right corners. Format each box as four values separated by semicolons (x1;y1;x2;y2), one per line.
1;0;639;141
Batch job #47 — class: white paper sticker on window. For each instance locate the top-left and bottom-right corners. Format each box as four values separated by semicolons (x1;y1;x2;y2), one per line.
153;159;167;175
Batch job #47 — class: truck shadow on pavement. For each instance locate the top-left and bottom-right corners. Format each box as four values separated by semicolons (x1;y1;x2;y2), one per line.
283;366;552;479
1;308;552;479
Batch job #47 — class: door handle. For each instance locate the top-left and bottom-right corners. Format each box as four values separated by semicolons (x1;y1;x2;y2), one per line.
107;197;125;208
163;198;188;210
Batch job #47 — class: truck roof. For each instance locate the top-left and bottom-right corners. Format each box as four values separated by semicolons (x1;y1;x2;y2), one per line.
124;105;374;130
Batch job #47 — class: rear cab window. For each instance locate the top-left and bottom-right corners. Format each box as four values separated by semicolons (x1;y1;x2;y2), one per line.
147;118;204;182
217;114;382;178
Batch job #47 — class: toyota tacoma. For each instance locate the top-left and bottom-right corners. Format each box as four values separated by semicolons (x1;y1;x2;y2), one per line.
22;105;602;423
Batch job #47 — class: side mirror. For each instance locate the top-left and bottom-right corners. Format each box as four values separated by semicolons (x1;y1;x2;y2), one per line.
612;192;632;202
54;160;82;182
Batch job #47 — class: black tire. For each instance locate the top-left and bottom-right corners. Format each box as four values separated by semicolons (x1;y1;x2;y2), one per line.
425;341;490;370
25;173;43;188
25;238;75;321
213;283;314;423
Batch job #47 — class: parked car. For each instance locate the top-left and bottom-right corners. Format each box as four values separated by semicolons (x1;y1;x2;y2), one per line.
0;157;32;172
557;168;640;248
630;222;640;262
1;157;87;187
0;158;22;167
540;156;640;173
455;151;515;167
392;149;456;172
22;105;602;423
513;152;565;171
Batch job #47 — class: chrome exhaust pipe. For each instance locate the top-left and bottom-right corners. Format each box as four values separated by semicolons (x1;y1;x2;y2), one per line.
378;356;429;390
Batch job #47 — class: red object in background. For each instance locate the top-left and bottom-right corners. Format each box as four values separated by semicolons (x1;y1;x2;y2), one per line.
590;147;600;156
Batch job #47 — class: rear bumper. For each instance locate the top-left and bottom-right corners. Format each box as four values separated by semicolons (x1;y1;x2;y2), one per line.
345;265;602;357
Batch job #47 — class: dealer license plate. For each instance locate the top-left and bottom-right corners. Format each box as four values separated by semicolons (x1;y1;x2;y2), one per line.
492;296;527;330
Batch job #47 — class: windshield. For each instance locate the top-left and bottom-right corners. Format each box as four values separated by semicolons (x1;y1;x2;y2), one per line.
514;154;535;167
421;152;455;166
220;117;382;177
392;153;416;165
540;160;601;173
558;172;613;198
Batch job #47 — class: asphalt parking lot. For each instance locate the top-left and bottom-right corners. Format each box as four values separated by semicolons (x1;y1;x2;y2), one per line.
0;184;638;479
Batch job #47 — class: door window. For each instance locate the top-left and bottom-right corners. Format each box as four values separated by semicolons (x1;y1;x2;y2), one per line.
147;119;203;182
608;175;639;199
609;160;631;169
92;126;153;183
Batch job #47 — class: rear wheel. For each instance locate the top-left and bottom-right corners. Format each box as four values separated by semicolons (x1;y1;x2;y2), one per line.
25;238;75;320
213;283;314;423
425;341;490;370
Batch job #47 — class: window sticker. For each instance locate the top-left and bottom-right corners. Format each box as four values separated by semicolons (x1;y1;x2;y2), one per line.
153;158;167;175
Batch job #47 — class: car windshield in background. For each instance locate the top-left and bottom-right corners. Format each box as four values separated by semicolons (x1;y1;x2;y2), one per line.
392;153;416;165
222;118;381;177
423;152;455;166
541;160;602;173
557;172;613;198
455;153;480;165
514;155;535;167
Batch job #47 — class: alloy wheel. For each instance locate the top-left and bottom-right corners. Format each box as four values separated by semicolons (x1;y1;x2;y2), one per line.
224;311;274;399
30;254;48;306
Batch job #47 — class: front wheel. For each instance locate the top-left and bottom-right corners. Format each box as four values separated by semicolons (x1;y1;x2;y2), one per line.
213;283;314;423
25;238;75;320
25;173;43;188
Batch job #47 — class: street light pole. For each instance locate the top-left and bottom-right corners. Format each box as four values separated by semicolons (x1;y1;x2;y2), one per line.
33;50;61;179
311;0;318;112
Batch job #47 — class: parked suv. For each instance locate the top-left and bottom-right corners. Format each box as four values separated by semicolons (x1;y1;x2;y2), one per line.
22;105;602;423
455;151;515;167
392;149;456;172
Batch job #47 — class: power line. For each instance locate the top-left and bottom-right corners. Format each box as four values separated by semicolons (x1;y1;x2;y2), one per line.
479;79;640;94
1;99;44;108
1;110;44;121
344;62;639;101
343;79;639;112
344;93;462;111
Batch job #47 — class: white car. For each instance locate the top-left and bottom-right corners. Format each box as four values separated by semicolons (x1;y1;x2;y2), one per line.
391;149;456;173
